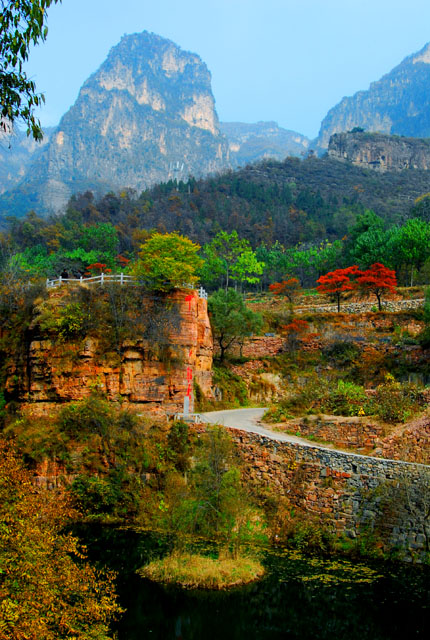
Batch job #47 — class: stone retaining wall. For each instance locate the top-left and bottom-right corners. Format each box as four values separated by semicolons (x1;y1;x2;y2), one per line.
280;415;385;452
380;419;430;465
296;298;424;315
227;428;429;559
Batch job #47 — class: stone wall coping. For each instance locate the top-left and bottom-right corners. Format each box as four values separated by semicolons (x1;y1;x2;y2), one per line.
224;423;430;471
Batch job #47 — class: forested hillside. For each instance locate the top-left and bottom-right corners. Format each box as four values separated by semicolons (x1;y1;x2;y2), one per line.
4;154;430;246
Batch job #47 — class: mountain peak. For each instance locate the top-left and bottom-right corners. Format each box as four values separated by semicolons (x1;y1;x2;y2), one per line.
316;41;430;149
4;31;230;215
412;41;430;65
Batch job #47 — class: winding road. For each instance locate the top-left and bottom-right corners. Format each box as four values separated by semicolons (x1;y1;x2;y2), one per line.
199;408;429;467
200;408;328;450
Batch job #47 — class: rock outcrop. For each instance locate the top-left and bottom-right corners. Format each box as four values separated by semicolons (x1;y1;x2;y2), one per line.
317;41;430;150
2;31;230;217
5;288;213;416
328;131;430;172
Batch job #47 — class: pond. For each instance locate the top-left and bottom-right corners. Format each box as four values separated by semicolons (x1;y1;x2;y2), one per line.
77;525;430;640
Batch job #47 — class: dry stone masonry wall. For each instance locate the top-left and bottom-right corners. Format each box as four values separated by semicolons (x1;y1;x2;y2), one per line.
228;429;430;559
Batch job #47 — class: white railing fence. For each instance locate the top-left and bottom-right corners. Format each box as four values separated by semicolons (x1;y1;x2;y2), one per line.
46;273;208;300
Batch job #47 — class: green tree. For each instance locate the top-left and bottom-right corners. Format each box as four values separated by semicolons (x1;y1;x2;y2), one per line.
230;248;265;291
255;241;286;286
81;223;119;260
349;226;395;269
390;218;430;285
208;288;263;361
345;210;385;262
0;0;61;139
202;231;249;289
133;232;203;291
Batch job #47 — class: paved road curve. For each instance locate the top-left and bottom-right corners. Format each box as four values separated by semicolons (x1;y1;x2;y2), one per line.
200;408;429;466
200;408;328;449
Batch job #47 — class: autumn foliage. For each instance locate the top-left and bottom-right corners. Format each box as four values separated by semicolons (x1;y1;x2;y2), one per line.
281;318;310;335
269;277;301;304
280;318;310;352
356;263;397;310
0;440;122;640
316;263;397;311
86;262;111;275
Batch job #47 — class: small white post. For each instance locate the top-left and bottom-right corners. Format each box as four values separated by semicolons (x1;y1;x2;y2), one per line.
183;396;190;417
59;275;62;285
101;272;104;286
120;272;124;285
80;275;83;284
46;278;50;288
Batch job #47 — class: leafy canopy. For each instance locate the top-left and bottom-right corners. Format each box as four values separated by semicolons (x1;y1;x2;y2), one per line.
0;0;61;140
356;262;397;310
133;232;203;291
316;266;361;312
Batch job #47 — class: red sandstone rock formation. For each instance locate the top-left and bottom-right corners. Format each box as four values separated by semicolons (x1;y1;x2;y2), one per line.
7;288;213;417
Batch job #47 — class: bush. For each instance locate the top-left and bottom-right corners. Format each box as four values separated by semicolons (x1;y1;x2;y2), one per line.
167;421;191;472
266;377;369;419
325;379;367;416
323;341;361;366
372;375;423;423
58;393;111;439
57;302;86;339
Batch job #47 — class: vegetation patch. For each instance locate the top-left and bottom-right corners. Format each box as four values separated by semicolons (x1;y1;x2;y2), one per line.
264;374;425;424
138;551;265;589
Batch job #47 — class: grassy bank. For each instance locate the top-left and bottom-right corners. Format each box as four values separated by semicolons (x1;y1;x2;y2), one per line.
138;551;265;589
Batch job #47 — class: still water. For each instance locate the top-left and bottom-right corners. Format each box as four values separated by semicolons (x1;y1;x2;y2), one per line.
78;526;430;640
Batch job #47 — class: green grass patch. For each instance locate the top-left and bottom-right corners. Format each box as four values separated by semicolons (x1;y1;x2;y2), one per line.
138;551;265;589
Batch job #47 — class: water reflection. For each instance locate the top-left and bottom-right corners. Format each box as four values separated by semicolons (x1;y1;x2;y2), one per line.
77;526;430;640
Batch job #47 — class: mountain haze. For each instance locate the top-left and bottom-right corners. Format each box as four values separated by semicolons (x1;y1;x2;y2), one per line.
220;121;309;166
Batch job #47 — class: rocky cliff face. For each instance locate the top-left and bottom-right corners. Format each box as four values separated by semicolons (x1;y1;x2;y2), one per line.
317;41;430;150
6;32;230;215
5;288;213;416
220;121;309;165
328;131;430;172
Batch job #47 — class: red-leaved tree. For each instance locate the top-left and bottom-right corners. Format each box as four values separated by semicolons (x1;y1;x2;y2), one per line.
280;318;309;353
85;263;111;276
316;266;361;312
356;263;397;310
269;277;301;305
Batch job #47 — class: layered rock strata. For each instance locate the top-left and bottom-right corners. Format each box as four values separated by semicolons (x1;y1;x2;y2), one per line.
328;131;430;172
6;288;212;416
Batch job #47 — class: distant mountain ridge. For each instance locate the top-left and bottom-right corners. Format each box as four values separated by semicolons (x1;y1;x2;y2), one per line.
316;41;430;149
4;36;430;222
0;127;53;194
220;121;309;166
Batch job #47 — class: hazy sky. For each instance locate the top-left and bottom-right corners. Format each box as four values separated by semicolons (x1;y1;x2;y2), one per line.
23;0;430;139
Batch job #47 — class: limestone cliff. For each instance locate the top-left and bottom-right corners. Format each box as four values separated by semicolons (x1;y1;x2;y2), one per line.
328;131;430;172
4;288;213;416
3;32;230;216
317;41;430;150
